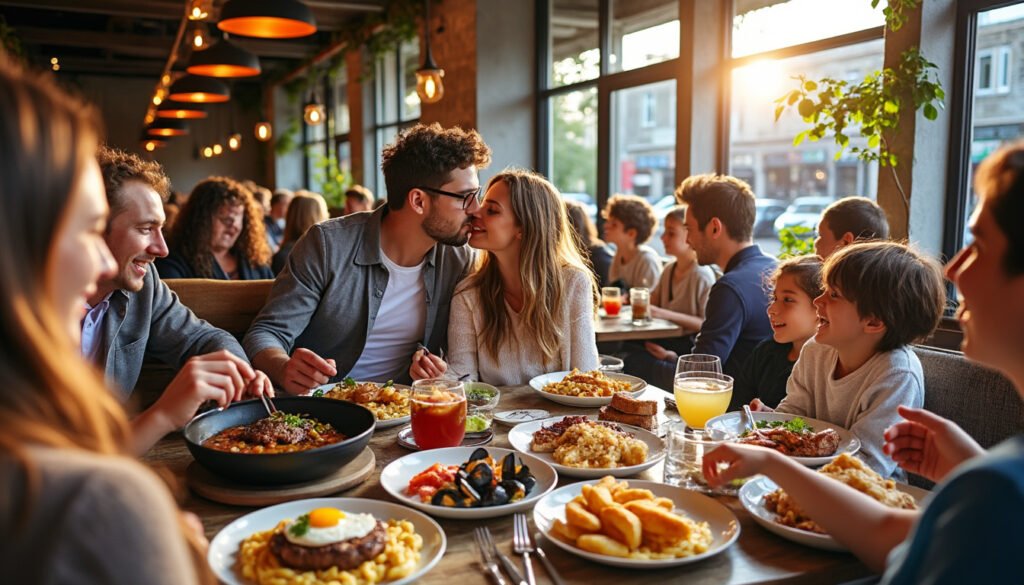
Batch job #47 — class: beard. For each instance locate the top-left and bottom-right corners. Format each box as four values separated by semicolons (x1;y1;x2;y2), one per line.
423;207;471;246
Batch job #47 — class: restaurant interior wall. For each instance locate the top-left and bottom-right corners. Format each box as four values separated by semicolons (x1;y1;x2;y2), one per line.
75;74;266;194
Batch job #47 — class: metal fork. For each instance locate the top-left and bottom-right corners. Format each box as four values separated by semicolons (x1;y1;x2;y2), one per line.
259;392;278;417
480;526;526;585
473;527;508;585
512;514;544;585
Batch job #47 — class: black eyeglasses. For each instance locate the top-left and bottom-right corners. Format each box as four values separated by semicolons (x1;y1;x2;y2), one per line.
418;185;484;210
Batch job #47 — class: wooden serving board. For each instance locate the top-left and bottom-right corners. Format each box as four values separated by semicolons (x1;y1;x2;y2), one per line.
186;447;376;507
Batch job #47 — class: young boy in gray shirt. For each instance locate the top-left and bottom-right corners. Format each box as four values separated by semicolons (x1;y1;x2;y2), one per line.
754;242;946;478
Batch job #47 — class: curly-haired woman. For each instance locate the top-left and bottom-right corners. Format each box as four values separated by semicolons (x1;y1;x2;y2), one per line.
410;168;600;385
156;177;273;280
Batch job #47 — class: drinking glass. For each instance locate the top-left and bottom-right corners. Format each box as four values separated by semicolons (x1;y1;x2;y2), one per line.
673;372;733;430
598;354;624;373
675;353;722;378
410;379;466;449
629;287;650;326
601;287;622;316
663;422;736;494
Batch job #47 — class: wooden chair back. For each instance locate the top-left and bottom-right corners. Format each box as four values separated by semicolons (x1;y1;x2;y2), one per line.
162;278;273;338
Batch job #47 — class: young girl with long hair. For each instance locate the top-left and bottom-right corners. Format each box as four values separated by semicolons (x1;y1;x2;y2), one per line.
411;169;599;384
0;58;211;584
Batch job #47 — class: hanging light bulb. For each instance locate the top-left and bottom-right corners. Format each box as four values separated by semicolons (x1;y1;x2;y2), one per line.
228;133;242;151
303;101;325;126
254;121;272;141
415;0;445;104
203;146;214;158
212;143;224;156
187;0;209;21
192;24;210;51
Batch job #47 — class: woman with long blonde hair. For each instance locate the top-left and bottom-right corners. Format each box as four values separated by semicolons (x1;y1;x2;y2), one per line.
272;191;328;274
411;168;599;384
0;58;210;583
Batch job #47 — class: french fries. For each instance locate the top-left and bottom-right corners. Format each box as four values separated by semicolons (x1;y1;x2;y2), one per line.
550;476;714;560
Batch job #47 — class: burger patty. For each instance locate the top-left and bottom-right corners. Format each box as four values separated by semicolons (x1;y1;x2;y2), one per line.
269;520;387;571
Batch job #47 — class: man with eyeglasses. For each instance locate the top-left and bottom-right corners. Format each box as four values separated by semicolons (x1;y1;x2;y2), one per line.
245;123;492;392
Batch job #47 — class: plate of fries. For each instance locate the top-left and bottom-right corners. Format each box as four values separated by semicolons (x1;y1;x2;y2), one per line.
528;369;647;407
533;476;739;568
312;378;412;429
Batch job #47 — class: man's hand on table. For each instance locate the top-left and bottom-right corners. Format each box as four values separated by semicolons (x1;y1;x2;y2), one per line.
410;348;447;380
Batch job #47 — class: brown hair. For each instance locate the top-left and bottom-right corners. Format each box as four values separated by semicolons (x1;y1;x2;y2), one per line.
772;255;824;301
664;205;687;226
974;141;1024;274
96;146;171;216
381;123;492;210
345;184;374;204
675;174;756;242
168;176;271;276
604;194;657;244
466;169;597;362
565;199;603;249
823;241;946;352
821;196;890;241
282;192;328;245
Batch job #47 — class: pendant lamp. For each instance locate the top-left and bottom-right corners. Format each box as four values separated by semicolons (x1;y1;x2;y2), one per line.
167;75;230;103
254;121;272;141
415;0;444;104
146;119;189;137
156;100;208;119
187;38;261;77
217;0;317;39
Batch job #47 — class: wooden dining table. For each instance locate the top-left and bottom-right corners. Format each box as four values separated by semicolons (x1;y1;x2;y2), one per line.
144;384;873;585
594;306;683;342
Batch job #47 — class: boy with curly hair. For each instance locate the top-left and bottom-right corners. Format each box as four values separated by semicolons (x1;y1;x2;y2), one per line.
602;194;662;289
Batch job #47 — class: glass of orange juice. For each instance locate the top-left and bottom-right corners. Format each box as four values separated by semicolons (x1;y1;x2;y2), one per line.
410;379;466;449
601;287;622;316
673;372;733;430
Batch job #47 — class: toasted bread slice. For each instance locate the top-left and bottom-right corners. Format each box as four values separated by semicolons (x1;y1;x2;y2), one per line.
609;392;658;416
598;406;656;431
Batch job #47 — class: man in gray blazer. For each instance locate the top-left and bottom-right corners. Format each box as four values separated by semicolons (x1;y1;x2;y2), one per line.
87;147;271;454
245;124;491;393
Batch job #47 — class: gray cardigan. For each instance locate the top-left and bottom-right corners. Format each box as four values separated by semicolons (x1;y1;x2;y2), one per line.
243;206;473;385
97;267;245;397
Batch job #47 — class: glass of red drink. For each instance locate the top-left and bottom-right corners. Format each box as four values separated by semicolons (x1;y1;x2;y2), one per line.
410;379;466;449
601;286;622;316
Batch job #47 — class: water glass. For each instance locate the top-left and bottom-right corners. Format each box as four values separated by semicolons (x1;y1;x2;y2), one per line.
629;287;650;326
601;287;622;316
598;354;624;373
675;353;723;377
663;422;736;494
410;379;466;449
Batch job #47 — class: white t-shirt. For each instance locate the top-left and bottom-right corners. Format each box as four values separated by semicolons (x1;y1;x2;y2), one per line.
346;250;427;382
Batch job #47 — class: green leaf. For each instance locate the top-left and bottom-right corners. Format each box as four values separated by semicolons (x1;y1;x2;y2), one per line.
797;98;815;118
867;134;881;149
312;388;324;398
344;376;356;387
289;514;311;537
774;104;785;122
804;80;818;91
787;91;801;106
883;100;899;114
923;103;938;120
793;130;809;146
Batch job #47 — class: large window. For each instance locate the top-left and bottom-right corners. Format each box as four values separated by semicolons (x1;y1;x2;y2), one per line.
371;39;421;196
948;2;1024;255
540;0;679;234
726;1;885;253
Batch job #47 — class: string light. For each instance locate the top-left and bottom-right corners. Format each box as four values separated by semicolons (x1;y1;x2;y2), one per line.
228;133;242;151
254;121;272;141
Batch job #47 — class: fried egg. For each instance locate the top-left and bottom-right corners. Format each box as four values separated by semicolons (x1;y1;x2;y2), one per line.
283;507;377;547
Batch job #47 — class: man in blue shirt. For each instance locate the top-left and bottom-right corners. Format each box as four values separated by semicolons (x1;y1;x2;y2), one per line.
677;174;776;378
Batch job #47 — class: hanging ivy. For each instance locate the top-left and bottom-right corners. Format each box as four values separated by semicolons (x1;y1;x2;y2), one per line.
773;0;943;211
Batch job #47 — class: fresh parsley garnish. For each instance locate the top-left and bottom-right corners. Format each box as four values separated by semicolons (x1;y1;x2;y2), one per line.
289;514;310;537
754;417;813;433
384;379;394;388
343;376;356;388
311;388;324;398
272;412;308;427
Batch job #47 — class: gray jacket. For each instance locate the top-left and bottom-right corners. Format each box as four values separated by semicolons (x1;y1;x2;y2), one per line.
98;267;245;397
243;206;473;385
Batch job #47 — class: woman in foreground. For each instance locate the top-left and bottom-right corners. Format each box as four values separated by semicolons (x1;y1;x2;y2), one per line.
0;58;210;583
704;142;1024;582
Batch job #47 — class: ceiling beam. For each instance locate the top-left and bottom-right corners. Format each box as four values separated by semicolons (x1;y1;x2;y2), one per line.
0;0;183;20
53;56;168;77
17;26;173;59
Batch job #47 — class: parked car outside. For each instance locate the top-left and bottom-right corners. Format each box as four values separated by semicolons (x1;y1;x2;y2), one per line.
755;198;788;238
773;196;833;235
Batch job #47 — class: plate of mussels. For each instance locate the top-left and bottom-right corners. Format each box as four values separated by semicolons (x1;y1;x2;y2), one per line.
379;447;559;519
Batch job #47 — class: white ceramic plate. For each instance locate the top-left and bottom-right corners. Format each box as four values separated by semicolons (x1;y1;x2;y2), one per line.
528;371;647;407
312;381;412;429
705;411;862;466
507;414;665;479
533;479;740;568
380;446;558;519
207;497;445;585
493;409;551;425
739;475;930;552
